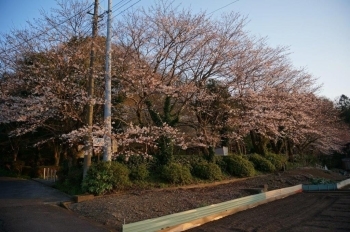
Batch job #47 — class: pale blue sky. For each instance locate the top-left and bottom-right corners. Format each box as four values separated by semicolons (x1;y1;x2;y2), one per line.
1;0;349;100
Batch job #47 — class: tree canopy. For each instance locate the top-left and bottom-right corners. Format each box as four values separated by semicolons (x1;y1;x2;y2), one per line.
0;0;349;167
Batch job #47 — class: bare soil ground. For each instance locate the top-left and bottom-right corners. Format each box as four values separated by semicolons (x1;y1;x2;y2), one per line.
68;167;349;232
188;191;350;232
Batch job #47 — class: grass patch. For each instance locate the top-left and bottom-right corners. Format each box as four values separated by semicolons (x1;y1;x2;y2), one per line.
309;178;335;185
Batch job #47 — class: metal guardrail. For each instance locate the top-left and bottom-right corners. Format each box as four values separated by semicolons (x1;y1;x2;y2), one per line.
337;178;350;189
302;178;350;191
123;185;303;232
122;178;350;232
302;184;337;191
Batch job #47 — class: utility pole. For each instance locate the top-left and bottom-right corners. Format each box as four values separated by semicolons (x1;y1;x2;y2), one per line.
83;0;99;178
103;0;112;161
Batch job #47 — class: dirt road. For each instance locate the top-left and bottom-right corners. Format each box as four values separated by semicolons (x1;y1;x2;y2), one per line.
69;167;348;231
188;191;350;232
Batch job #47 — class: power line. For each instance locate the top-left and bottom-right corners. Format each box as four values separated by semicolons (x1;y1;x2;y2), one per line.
112;0;133;13
209;0;239;15
98;0;129;18
111;0;130;11
98;0;141;33
0;0;137;62
100;0;140;20
113;0;141;18
0;3;94;56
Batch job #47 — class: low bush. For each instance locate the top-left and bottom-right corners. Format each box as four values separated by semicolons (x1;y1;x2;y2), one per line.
302;154;319;166
18;166;31;177
266;153;288;171
129;163;149;181
110;162;131;188
12;161;25;176
223;155;255;177
249;154;276;173
191;161;223;181
215;156;228;173
310;177;335;184
116;154;147;167
56;164;83;195
0;167;18;177
174;154;204;167
161;162;192;184
0;162;32;179
82;162;130;195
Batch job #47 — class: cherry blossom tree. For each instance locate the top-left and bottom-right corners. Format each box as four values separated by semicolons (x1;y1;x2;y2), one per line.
1;0;348;169
113;1;249;164
0;0;106;164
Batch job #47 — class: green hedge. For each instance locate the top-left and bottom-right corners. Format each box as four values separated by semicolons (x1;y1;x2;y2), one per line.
161;162;193;184
173;155;204;167
249;153;276;173
56;162;83;195
223;155;255;177
266;153;288;171
191;161;223;181
82;162;130;195
129;163;149;181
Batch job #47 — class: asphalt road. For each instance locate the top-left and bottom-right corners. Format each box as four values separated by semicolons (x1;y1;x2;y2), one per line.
0;177;110;232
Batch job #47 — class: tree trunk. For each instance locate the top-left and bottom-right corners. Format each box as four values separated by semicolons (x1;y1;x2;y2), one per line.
54;144;61;167
250;130;268;156
54;151;60;167
258;137;268;156
208;146;215;162
156;136;174;165
236;141;242;155
286;138;294;162
270;140;278;154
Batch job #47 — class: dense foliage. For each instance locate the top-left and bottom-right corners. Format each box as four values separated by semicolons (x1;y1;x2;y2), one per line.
161;163;193;185
265;153;288;171
249;154;276;173
0;0;349;193
82;162;130;195
223;155;256;177
129;163;149;181
191;161;223;181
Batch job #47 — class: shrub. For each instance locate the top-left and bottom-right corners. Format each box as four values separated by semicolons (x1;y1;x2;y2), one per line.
12;161;25;176
82;162;130;195
215;156;227;173
57;160;81;181
56;164;83;195
191;161;223;181
266;153;288;171
223;155;255;177
249;154;276;173
302;154;319;166
161;162;192;184
174;154;203;167
310;178;335;184
110;162;131;188
129;163;149;181
0;167;18;178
